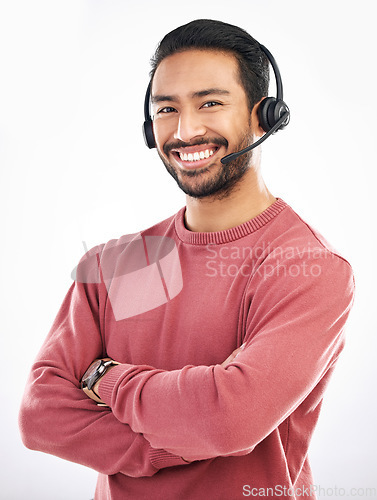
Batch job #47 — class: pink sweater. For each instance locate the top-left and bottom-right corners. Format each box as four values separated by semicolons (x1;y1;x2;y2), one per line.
19;199;355;499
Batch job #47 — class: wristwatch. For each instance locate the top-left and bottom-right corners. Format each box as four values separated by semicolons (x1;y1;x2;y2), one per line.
81;359;118;404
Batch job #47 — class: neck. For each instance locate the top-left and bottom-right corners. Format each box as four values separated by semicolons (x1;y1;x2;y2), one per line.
184;166;276;233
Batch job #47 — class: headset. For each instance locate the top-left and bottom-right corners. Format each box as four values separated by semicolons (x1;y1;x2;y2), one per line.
142;42;290;164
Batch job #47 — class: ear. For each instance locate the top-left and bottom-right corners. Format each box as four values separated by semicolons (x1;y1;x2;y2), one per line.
251;98;267;138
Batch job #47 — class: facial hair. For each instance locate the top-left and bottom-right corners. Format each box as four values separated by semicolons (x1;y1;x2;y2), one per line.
157;130;254;201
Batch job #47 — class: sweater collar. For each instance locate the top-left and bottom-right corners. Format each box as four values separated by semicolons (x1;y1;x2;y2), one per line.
174;198;287;245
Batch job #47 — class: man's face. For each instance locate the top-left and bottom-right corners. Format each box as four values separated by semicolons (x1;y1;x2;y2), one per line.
151;49;258;199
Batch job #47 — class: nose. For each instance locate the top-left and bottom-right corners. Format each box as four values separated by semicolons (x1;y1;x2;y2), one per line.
173;110;207;143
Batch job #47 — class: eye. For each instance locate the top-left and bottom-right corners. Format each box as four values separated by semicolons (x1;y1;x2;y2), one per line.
202;101;221;109
157;106;177;114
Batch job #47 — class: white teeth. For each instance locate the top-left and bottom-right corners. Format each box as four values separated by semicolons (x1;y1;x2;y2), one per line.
178;148;216;162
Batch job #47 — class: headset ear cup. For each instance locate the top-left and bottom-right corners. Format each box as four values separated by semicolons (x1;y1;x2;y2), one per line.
268;99;290;131
258;97;290;132
142;119;156;149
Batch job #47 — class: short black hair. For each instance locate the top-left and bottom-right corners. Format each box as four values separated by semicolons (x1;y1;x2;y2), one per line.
150;19;269;112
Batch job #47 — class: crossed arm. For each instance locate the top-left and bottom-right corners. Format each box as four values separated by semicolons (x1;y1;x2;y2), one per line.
84;344;244;405
19;250;354;474
81;347;243;463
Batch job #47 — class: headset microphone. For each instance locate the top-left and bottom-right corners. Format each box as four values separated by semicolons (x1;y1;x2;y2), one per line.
142;42;290;159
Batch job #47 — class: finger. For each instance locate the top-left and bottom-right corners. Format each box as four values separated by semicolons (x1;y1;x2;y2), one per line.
221;344;245;367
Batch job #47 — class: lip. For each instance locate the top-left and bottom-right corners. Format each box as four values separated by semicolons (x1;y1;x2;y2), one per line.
171;146;221;170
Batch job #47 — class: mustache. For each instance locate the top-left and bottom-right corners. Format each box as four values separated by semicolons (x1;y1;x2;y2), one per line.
163;137;228;156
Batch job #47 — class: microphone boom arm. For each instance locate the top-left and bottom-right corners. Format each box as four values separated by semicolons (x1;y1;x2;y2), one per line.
220;111;290;164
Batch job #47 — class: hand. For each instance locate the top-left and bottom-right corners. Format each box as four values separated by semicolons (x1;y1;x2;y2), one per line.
221;343;246;368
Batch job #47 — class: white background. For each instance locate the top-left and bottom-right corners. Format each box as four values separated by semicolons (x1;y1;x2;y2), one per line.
1;1;376;499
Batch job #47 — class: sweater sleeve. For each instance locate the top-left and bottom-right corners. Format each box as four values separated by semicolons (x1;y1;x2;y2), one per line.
18;268;187;476
97;251;355;462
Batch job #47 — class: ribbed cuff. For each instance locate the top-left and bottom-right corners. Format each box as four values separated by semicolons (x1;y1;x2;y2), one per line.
98;363;128;405
149;447;190;470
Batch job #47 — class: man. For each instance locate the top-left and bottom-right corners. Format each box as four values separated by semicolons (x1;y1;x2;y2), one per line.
19;19;355;500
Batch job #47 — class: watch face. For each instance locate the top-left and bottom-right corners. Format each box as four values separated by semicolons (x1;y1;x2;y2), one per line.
86;360;102;379
82;360;102;390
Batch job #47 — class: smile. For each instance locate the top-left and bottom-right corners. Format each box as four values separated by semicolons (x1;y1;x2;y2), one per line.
179;149;215;162
170;145;220;169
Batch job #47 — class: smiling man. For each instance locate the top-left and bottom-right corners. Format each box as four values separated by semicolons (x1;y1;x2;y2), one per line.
19;19;355;500
153;50;257;203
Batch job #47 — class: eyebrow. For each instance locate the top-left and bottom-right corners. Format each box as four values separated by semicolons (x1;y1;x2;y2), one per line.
151;88;231;103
